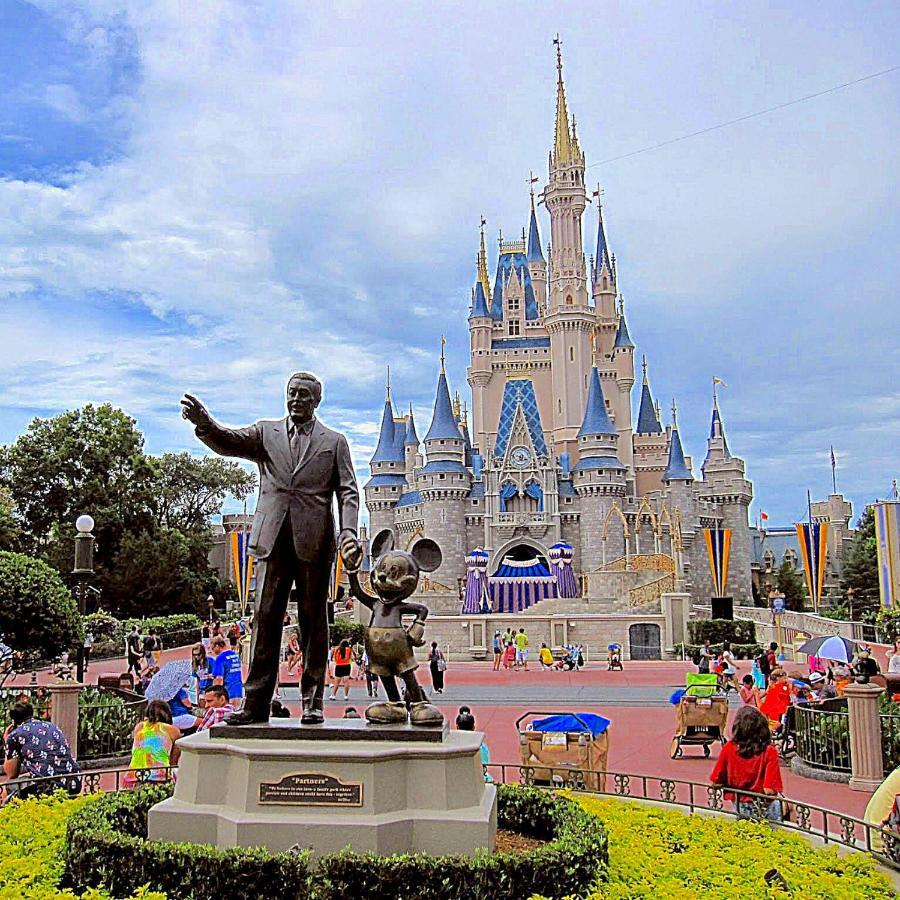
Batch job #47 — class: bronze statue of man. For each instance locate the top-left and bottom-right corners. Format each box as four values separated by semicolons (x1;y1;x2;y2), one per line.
181;373;362;725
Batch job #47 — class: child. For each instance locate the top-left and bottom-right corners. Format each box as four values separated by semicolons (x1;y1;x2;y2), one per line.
739;674;759;707
503;641;516;670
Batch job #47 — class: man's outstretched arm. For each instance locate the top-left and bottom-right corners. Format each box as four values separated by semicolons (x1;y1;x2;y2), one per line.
180;394;263;462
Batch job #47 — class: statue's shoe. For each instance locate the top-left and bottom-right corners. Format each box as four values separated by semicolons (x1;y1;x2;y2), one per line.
224;708;269;726
365;701;408;724
409;701;444;726
300;707;325;724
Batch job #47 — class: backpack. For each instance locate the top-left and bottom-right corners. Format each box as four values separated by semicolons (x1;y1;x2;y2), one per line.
756;652;772;677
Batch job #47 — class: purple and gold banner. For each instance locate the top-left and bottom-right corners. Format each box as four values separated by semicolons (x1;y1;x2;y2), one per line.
703;528;732;597
796;522;828;611
230;530;254;615
875;502;900;610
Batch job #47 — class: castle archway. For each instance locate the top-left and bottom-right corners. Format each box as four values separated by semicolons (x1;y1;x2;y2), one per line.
489;537;550;575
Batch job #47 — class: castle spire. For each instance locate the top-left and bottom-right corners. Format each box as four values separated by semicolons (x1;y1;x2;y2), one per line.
477;217;492;302
663;399;693;482
424;367;459;441
385;365;391;402
704;377;731;466
371;394;404;464
636;356;662;434
552;35;575;166
578;366;616;437
613;296;634;350
526;181;544;263
595;195;612;276
404;403;419;446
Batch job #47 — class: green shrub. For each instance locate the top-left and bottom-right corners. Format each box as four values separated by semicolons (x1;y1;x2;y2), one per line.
677;642;762;661
63;783;607;900
687;618;756;645
877;608;900;643
329;619;365;647
64;784;311;899
0;551;82;659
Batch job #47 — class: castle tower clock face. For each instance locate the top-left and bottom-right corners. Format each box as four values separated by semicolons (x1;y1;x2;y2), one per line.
510;445;532;468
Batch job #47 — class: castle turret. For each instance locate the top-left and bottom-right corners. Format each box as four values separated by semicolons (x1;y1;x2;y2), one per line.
543;40;595;457
527;187;547;310
420;357;471;586
468;223;494;453
612;297;635;483
404;403;420;481
633;356;668;496
573;366;626;568
696;384;753;603
592;200;617;319
365;375;407;541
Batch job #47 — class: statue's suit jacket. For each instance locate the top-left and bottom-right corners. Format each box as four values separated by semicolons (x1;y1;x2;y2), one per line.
195;416;359;562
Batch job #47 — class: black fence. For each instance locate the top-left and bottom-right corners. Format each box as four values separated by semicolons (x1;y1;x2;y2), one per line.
792;698;852;772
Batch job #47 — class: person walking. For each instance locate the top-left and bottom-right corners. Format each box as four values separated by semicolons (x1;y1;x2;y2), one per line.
515;628;529;671
286;630;302;675
710;706;783;820
191;643;213;705
142;629;155;669
126;625;142;679
456;706;491;781
492;631;502;671
329;639;353;700
82;631;94;673
698;640;712;674
429;641;446;694
123;700;181;787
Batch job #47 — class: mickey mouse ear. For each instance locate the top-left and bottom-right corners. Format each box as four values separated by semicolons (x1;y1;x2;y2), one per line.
410;538;442;573
370;529;395;560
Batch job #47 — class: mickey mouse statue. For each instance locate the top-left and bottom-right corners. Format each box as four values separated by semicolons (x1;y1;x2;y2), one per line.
341;531;444;727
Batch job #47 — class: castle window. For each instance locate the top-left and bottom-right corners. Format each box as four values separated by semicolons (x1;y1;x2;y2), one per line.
508;320;520;336
558;399;562;414
439;474;445;480
566;295;573;305
569;346;574;362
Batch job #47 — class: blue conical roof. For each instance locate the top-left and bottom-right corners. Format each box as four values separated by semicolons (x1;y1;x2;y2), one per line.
578;367;616;437
613;315;634;349
424;372;460;441
527;200;544;263
371;399;404;464
636;382;662;434
469;281;490;318
595;205;612;275
405;408;419;446
664;427;693;481
708;404;731;459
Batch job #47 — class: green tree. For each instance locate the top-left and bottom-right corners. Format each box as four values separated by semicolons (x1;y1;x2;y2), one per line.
0;487;20;551
841;507;880;621
148;453;255;531
776;559;807;611
0;551;82;659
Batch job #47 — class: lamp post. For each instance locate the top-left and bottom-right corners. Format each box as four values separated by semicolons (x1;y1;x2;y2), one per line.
72;515;95;684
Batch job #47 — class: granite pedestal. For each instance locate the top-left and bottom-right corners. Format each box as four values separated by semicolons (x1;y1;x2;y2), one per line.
148;721;496;857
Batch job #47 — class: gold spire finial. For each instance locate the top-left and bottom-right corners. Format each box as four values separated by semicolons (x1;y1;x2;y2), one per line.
452;390;461;419
671;397;679;428
461;401;468;428
440;335;446;374
641;355;648;385
477;217;492;301
552;34;574;165
386;365;391;402
528;171;538;200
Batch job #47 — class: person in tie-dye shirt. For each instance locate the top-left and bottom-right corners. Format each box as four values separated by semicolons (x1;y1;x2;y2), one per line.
123;700;181;787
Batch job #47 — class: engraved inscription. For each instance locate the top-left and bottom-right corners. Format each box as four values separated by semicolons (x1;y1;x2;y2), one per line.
258;772;363;807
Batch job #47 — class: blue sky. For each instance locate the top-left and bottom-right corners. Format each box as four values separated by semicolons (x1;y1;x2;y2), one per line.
1;1;898;527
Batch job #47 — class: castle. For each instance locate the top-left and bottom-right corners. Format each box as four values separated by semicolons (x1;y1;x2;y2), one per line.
364;45;754;614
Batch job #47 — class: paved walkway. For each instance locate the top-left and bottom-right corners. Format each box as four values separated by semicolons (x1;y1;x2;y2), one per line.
10;653;876;819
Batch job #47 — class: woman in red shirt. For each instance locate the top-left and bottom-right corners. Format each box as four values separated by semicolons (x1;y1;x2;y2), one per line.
711;706;783;820
758;669;792;727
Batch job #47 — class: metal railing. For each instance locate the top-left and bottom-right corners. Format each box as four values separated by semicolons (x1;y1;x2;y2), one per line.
78;695;145;760
881;708;900;773
485;763;900;870
793;700;852;772
0;765;175;806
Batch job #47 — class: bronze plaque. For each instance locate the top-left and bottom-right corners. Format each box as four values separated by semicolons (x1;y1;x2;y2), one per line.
258;772;363;807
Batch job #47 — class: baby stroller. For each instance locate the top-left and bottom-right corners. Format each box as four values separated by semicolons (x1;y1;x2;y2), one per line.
607;643;623;671
670;673;728;759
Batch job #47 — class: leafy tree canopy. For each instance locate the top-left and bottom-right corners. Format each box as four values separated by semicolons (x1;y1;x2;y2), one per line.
0;551;82;658
841;507;880;620
0;405;256;618
775;559;807;612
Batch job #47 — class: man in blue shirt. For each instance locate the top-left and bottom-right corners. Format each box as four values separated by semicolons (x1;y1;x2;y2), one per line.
4;700;80;798
209;635;244;708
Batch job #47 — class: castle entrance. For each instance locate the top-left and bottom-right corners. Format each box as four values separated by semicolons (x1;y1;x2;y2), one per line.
489;543;556;613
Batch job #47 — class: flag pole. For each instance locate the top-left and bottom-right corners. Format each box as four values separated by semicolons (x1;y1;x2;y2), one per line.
830;445;837;495
807;489;817;613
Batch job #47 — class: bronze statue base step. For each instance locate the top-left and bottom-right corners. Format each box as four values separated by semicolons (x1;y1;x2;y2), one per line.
209;718;447;743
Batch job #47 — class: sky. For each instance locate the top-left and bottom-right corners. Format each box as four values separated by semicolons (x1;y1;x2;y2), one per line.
1;0;898;527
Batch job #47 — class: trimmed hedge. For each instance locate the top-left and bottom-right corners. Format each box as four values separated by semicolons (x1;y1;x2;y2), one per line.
63;783;607;900
687;618;756;645
677;642;762;661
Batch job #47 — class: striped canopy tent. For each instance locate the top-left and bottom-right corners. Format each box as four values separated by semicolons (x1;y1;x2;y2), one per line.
548;542;578;598
489;555;557;613
463;548;491;614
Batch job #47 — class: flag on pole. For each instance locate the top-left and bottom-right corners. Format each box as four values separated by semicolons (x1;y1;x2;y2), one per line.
703;528;732;597
796;522;829;611
760;511;769;522
230;531;254;616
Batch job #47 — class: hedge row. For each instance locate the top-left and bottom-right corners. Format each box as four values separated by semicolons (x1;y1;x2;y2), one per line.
63;783;608;900
687;618;756;645
84;610;204;658
677;642;763;661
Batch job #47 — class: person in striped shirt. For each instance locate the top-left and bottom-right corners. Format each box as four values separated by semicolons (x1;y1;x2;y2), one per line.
195;686;234;731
